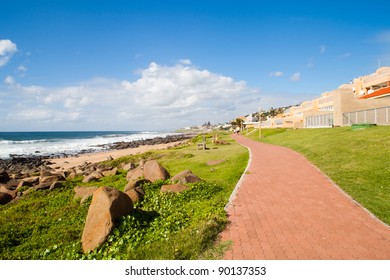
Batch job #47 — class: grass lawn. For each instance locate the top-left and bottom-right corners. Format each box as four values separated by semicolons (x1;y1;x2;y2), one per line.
0;132;248;260
244;126;390;225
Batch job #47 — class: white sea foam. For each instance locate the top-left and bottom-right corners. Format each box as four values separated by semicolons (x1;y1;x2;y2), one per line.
0;132;175;158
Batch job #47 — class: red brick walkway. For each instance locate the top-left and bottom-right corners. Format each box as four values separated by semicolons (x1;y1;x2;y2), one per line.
220;134;390;259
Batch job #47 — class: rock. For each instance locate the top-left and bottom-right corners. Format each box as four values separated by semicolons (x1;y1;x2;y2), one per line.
33;184;51;191
39;175;65;189
96;164;111;173
16;176;39;190
125;188;144;203
126;166;144;181
74;186;99;204
106;134;193;150
102;167;118;177
67;171;78;179
124;178;150;193
134;186;145;196
81;163;96;176
171;170;201;184
143;160;170;182
81;186;133;253
40;167;55;178
82;171;103;183
60;170;71;178
0;156;45;178
0;171;10;183
6;178;19;189
49;181;66;190
0;185;17;199
0;192;13;205
160;184;189;193
121;162;135;171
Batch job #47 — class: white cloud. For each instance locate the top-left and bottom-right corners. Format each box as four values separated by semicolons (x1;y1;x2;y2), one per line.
17;65;27;72
290;72;301;82
1;61;260;130
3;75;44;93
0;39;17;67
269;71;283;77
319;45;326;54
122;61;256;110
4;75;16;86
178;59;192;65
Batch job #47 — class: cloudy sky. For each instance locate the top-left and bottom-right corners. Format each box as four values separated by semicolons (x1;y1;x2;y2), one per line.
1;0;389;131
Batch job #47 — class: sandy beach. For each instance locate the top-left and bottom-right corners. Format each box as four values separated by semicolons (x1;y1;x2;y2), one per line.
48;141;183;171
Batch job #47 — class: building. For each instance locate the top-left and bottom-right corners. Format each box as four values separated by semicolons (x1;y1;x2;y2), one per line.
245;67;390;130
353;67;390;99
305;67;390;127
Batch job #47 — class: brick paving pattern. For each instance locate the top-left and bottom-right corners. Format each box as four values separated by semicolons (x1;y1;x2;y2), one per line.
220;134;390;259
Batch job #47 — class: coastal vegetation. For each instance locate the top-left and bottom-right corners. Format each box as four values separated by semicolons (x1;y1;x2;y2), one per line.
244;126;390;225
0;132;248;260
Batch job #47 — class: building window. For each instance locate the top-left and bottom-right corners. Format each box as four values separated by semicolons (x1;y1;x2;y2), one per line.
305;114;333;128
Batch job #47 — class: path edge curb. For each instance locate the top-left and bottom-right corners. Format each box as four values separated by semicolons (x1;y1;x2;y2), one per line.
224;135;252;212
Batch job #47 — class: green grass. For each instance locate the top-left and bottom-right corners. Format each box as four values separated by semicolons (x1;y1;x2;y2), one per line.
245;126;390;225
0;132;248;260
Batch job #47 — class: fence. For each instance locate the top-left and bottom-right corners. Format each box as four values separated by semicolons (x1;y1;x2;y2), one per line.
342;106;390;126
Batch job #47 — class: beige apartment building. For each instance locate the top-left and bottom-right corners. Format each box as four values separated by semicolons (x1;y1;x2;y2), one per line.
257;67;390;129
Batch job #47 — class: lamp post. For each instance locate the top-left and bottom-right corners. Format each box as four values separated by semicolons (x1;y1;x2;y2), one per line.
258;107;262;139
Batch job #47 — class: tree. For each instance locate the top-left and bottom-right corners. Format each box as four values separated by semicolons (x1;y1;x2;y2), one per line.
230;118;244;127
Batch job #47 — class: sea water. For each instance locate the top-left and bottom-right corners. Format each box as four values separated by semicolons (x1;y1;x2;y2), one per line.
0;131;175;158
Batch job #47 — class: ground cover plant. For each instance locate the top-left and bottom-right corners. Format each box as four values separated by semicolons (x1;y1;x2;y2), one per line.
244;126;390;225
0;132;248;259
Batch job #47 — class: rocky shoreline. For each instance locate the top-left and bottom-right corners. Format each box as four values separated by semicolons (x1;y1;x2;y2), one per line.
104;133;194;150
0;133;196;205
0;133;194;179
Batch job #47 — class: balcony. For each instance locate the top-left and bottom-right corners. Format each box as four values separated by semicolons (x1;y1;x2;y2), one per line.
359;86;390;99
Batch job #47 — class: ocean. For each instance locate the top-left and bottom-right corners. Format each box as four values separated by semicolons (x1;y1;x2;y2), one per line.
0;131;176;159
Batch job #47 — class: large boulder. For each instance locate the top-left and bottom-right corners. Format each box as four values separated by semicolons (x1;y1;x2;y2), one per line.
81;186;133;253
143;160;169;182
126;166;144;181
160;184;189;193
171;170;201;184
0;192;13;205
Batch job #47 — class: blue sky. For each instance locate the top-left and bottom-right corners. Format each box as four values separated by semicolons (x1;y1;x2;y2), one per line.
1;0;389;131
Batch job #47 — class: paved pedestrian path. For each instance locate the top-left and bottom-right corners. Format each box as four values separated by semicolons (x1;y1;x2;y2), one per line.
220;134;390;259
